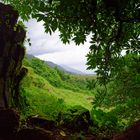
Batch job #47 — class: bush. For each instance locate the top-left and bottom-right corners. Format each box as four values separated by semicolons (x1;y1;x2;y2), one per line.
92;54;140;133
91;107;119;138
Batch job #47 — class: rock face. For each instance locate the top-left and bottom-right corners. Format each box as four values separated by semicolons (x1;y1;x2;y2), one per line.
16;128;56;140
58;105;91;132
0;2;27;108
27;116;56;130
113;120;140;140
0;109;19;140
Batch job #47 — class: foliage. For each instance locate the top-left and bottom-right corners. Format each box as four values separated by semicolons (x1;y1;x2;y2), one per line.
54;66;70;81
20;55;140;134
1;0;140;135
86;79;97;90
19;56;95;119
24;56;95;92
24;57;63;87
62;74;96;92
2;0;140;81
19;70;67;119
91;107;119;138
92;54;140;127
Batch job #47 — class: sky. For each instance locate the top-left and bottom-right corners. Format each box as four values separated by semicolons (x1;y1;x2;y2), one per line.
25;19;94;74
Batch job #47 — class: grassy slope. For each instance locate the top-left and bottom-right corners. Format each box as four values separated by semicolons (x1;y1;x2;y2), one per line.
20;56;95;119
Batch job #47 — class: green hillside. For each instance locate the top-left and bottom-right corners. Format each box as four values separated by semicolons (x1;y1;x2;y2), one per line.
19;56;96;119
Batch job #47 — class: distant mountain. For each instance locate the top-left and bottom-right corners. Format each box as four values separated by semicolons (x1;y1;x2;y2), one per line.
26;54;35;59
60;64;85;75
46;61;85;74
26;54;88;75
45;61;65;70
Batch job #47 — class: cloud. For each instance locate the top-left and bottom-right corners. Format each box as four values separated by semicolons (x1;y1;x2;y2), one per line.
25;19;94;74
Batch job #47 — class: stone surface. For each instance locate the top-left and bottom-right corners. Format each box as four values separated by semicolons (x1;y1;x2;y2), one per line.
58;105;91;132
113;120;140;140
16;128;56;140
0;2;27;108
27;116;56;130
0;109;19;140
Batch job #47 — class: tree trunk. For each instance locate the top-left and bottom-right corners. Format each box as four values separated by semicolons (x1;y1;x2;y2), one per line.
0;3;27;108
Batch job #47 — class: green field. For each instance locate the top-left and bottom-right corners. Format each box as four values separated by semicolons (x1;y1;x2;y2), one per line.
20;56;96;119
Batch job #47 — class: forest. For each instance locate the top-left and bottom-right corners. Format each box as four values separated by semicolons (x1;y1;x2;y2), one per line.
0;0;140;140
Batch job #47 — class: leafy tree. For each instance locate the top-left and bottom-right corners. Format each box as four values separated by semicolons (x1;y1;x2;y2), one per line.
93;54;140;125
2;0;140;82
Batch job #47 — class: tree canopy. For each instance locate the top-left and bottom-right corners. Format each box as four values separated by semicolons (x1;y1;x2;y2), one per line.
3;0;140;83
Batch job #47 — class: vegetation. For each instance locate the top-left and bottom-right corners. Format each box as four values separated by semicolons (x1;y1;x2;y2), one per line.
19;54;140;138
90;53;140;137
19;56;95;120
93;54;140;121
1;0;140;138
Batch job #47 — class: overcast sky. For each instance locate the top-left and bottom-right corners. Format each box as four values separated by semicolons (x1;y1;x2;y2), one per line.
25;19;94;74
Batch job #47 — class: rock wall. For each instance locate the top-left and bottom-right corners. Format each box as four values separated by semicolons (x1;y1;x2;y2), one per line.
0;3;27;108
